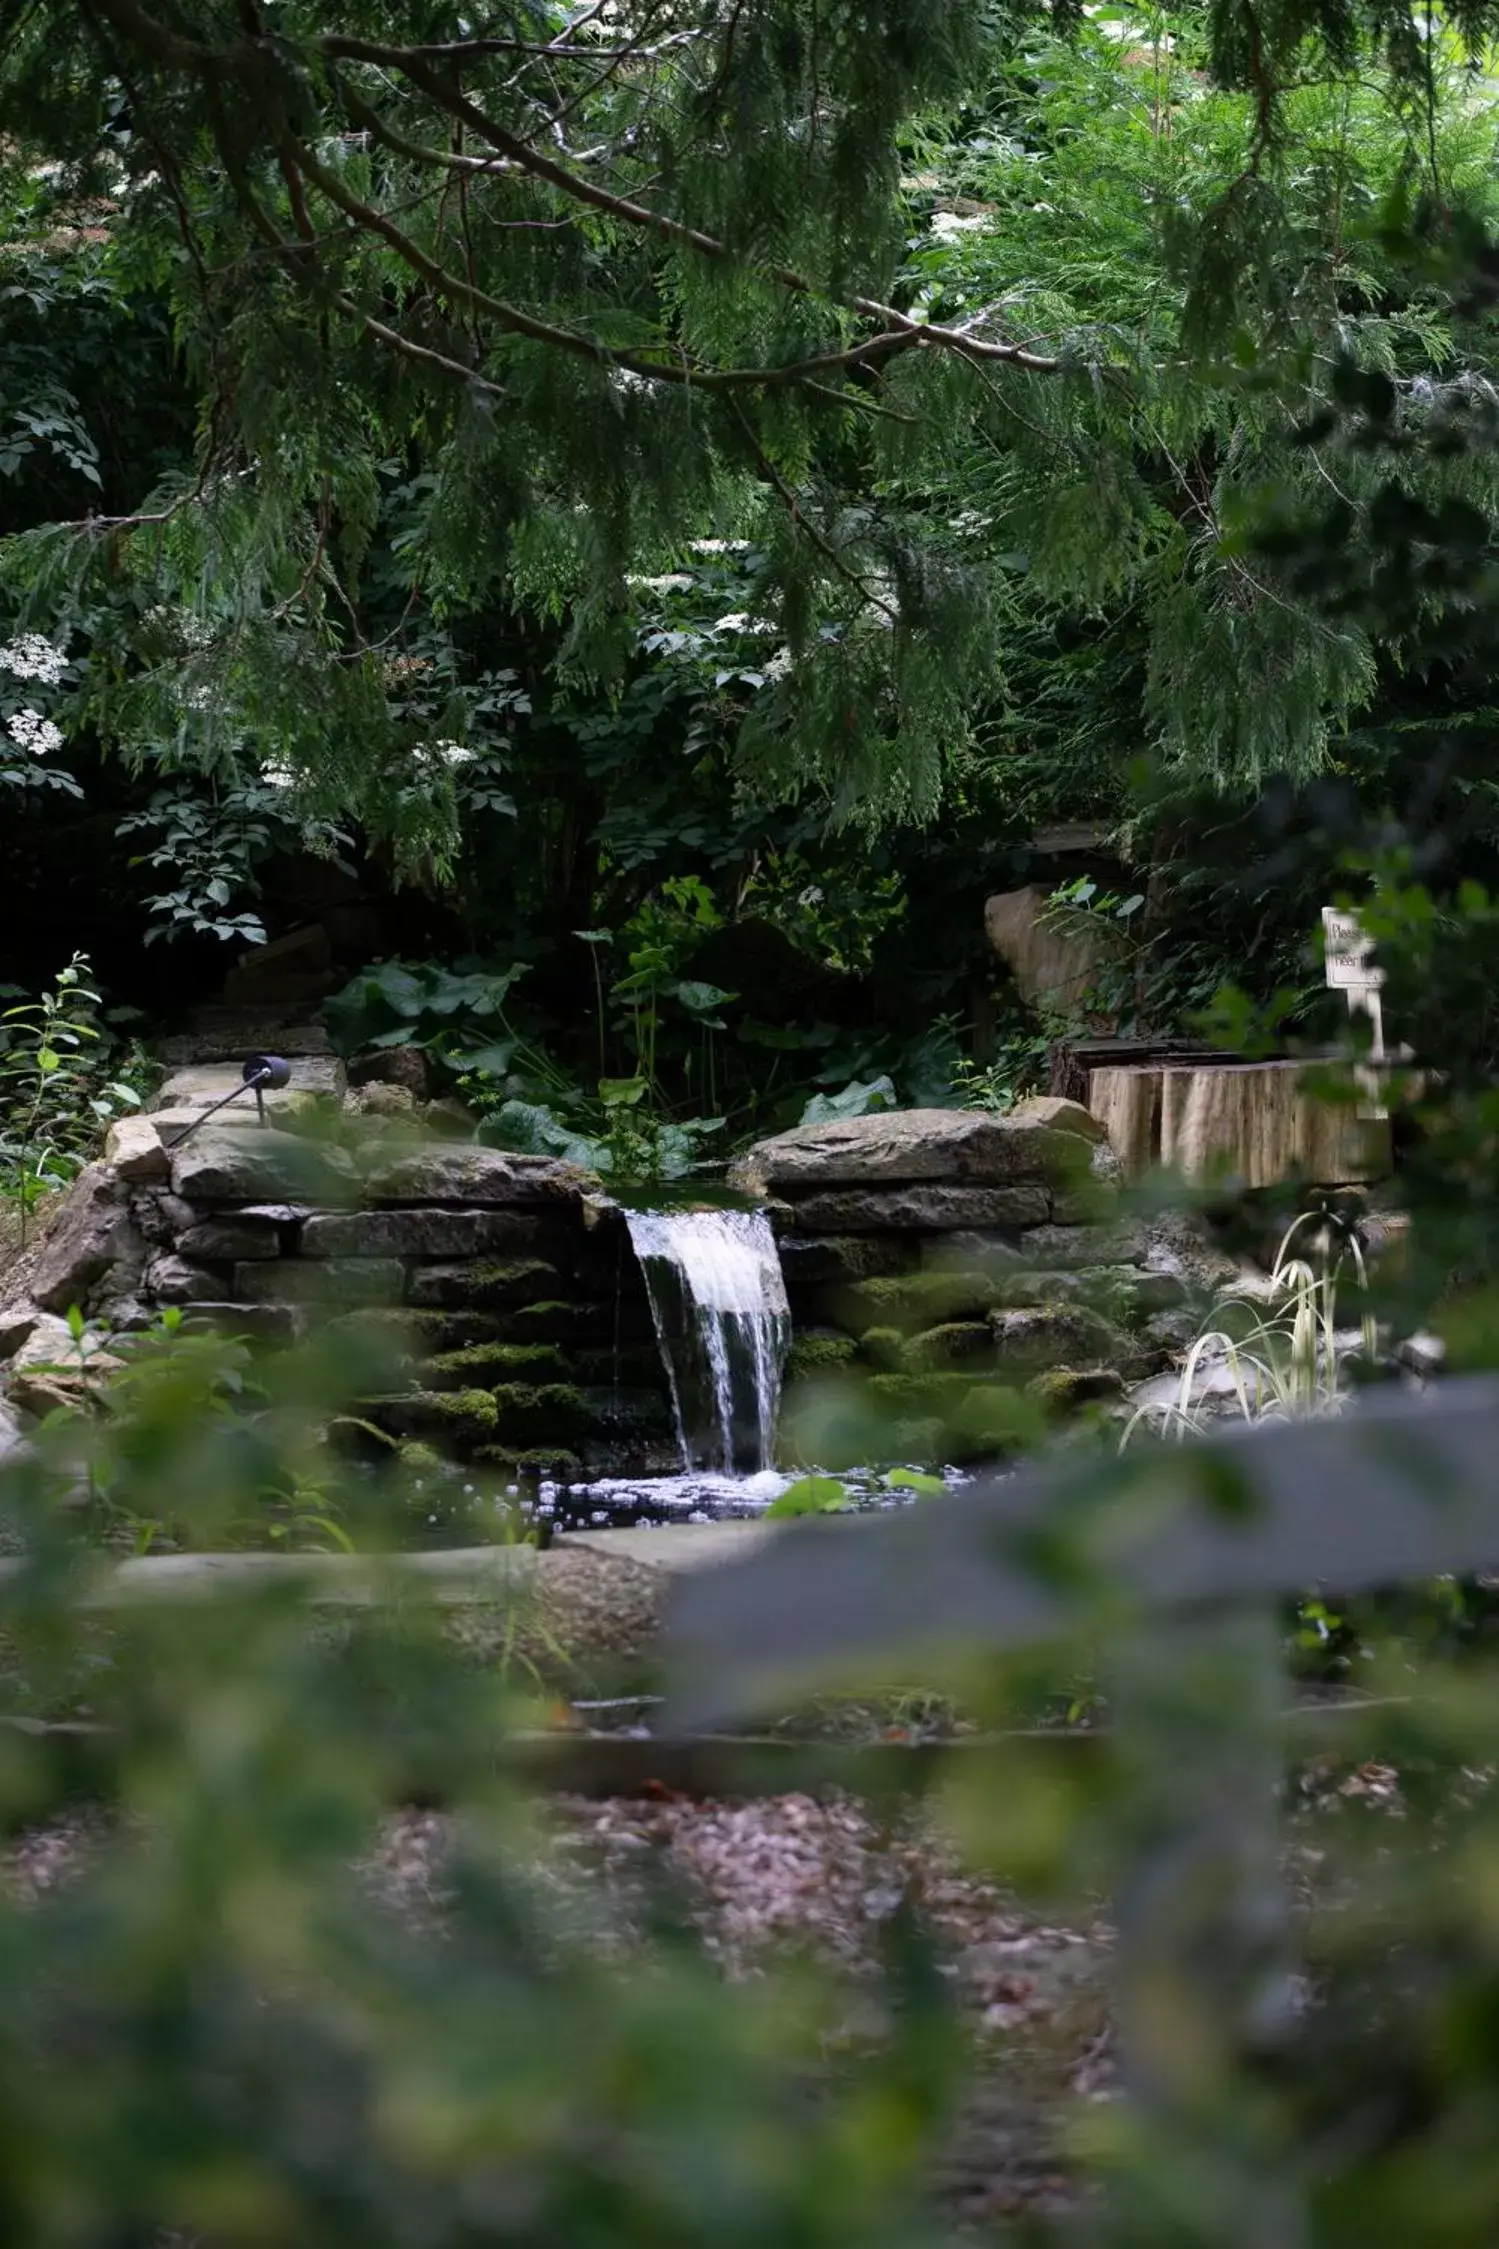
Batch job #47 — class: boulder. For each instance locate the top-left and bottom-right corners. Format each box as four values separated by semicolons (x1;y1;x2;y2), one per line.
778;1183;1051;1233
30;1166;147;1315
171;1127;356;1206
0;1303;43;1359
104;1114;170;1182
730;1106;1090;1197
361;1145;596;1206
300;1208;550;1259
776;1234;917;1290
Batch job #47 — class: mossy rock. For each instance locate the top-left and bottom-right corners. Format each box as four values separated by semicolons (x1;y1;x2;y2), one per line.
501;1298;645;1346
845;1270;994;1334
397;1441;447;1476
779;1234;917;1292
405;1258;560;1312
989;1304;1130;1377
331;1307;508;1360
986;1264;1184;1330
1027;1366;1127;1415
858;1325;907;1371
490;1381;593;1446
903;1321;993;1371
423;1340;572;1391
369;1387;500;1451
865;1371;1042;1464
785;1329;859;1383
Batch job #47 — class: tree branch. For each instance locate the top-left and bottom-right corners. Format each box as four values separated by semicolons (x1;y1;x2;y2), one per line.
727;397;898;626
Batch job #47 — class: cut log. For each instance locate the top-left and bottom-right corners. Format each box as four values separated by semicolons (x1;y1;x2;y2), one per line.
1087;1059;1391;1186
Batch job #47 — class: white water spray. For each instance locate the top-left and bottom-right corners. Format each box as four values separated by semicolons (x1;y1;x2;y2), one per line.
624;1207;791;1473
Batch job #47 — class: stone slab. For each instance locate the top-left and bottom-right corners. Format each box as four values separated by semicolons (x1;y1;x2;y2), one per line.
171;1127;356;1206
360;1144;597;1206
780;1183;1052;1233
404;1259;559;1310
300;1208;551;1259
731;1107;1086;1196
561;1523;777;1574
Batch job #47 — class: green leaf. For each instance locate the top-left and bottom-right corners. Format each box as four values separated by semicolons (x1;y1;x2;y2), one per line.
765;1475;849;1520
598;1076;649;1108
885;1468;946;1496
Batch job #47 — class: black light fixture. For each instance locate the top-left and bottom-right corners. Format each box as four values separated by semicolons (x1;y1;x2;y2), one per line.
166;1055;292;1148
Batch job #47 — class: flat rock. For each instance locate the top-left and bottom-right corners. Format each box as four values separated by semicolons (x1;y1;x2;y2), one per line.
779;1183;1051;1233
171;1128;356;1206
300;1207;551;1259
360;1145;597;1206
731;1106;1090;1196
104;1114;169;1182
154;1057;344;1116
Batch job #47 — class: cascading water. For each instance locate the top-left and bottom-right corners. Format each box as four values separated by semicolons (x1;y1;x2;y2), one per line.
624;1207;791;1473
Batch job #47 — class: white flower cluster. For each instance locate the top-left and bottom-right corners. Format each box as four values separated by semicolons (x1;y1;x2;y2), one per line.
415;740;474;768
930;210;992;241
690;538;750;556
628;572;695;593
6;707;64;758
713;612;778;634
0;634;66;686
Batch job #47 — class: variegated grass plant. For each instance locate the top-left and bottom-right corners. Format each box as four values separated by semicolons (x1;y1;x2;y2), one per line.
1122;1211;1380;1444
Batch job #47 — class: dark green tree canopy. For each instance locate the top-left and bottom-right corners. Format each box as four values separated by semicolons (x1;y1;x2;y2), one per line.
3;0;1499;863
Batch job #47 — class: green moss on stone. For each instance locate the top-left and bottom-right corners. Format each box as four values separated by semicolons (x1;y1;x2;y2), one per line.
490;1381;592;1445
990;1303;1125;1375
847;1270;994;1333
1027;1367;1126;1414
785;1330;858;1383
904;1321;993;1371
397;1441;445;1474
858;1326;906;1370
423;1340;571;1391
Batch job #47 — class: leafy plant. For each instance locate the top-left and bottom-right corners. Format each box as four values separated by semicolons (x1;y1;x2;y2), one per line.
0;954;142;1244
798;1076;897;1126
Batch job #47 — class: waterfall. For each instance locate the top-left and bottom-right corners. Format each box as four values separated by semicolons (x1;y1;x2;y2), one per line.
624;1207;791;1473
